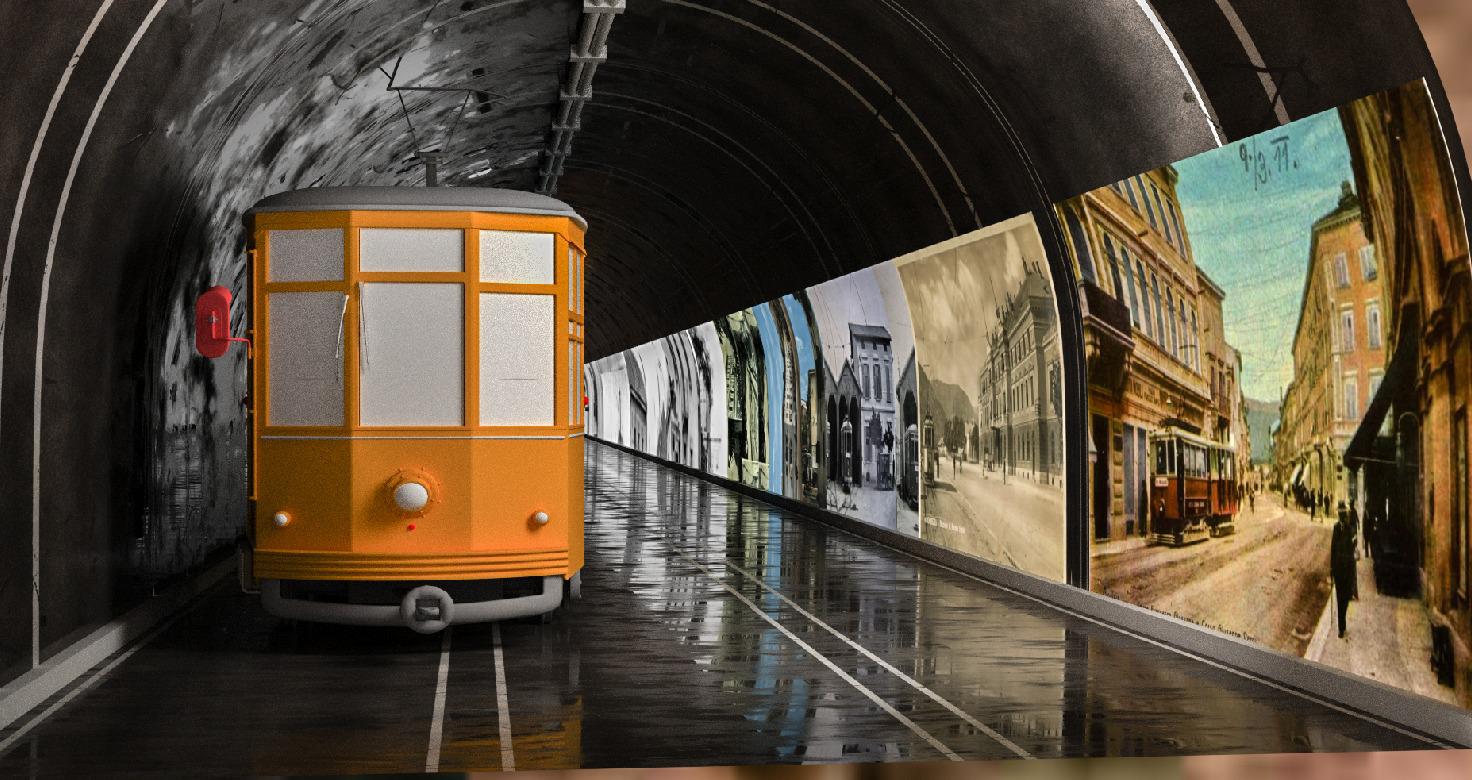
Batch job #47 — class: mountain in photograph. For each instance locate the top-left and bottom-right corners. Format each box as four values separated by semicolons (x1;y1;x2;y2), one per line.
1243;397;1279;465
921;373;976;425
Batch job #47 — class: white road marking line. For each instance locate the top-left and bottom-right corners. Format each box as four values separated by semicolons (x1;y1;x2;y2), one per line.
812;518;1453;749
1132;0;1225;146
29;0;171;672
425;628;452;773
1212;0;1291;125
605;444;1451;749
677;553;963;762
0;588;195;757
492;623;515;771
683;548;1033;759
1;5;117;562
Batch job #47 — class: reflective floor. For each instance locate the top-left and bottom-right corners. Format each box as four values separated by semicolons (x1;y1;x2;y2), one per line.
0;442;1441;775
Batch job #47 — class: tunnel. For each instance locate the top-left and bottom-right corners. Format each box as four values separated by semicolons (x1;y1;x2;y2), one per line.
2;0;1472;774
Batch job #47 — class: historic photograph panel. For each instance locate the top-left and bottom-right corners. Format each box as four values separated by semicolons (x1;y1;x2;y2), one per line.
1055;79;1472;708
896;215;1067;581
808;269;915;533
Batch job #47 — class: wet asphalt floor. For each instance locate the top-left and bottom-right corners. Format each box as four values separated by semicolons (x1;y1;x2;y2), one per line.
0;442;1439;775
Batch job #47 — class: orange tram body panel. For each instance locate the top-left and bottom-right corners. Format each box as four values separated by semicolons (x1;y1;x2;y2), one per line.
223;187;587;632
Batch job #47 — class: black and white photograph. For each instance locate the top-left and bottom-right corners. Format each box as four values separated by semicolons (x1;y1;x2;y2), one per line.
808;268;916;533
897;215;1067;580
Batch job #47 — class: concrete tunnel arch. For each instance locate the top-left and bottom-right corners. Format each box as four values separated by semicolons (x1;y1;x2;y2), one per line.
0;0;1461;683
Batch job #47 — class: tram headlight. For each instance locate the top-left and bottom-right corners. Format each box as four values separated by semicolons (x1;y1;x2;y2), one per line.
272;512;291;528
532;510;550;525
394;482;431;512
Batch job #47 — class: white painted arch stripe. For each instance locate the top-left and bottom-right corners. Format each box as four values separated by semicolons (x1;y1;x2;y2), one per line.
31;0;173;668
0;0;118;670
0;0;116;424
1213;0;1291;125
660;0;958;235
1132;0;1225;147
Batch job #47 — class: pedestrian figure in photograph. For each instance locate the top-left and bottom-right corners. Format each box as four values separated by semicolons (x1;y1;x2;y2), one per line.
1139;480;1148;536
1331;505;1357;638
1364;499;1379;558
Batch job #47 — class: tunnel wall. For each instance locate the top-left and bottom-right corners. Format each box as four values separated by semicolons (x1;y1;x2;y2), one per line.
589;77;1472;713
587;213;1072;583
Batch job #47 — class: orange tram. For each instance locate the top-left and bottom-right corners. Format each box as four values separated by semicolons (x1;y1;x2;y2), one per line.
1147;425;1239;547
196;187;587;632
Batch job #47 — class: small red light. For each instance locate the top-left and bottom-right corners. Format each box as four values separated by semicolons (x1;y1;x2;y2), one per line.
407;524;416;531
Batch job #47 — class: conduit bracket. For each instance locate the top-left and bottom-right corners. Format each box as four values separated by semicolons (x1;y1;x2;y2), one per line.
537;0;626;194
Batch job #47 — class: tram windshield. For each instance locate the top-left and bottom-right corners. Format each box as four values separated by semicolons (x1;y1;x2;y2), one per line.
1153;438;1173;475
264;226;567;429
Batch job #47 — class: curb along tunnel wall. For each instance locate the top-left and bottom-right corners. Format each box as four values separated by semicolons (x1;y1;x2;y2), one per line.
0;0;1467;725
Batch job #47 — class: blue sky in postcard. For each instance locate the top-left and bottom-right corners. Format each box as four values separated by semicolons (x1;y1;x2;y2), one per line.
1172;108;1356;403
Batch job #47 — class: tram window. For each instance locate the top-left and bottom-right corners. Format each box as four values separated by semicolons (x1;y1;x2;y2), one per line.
360;228;463;272
480;293;554;426
1154;440;1169;475
268;229;343;282
267;292;345;426
359;283;464;426
480;230;553;284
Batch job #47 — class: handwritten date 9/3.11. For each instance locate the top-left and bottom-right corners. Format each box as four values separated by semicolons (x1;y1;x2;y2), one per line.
1240;135;1297;189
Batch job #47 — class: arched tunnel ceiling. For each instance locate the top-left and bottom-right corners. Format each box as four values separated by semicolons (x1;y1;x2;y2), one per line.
0;0;1440;365
0;0;1459;652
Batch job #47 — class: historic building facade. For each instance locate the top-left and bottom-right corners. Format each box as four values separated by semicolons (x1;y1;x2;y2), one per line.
1340;83;1472;706
1275;184;1383;507
1233;349;1255;492
989;262;1064;482
717;310;767;488
624;349;648;454
1197;270;1234;447
850;324;895;487
1057;166;1219;542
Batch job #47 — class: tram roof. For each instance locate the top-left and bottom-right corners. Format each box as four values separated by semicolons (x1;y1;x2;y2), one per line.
246;186;587;229
1149;425;1233;450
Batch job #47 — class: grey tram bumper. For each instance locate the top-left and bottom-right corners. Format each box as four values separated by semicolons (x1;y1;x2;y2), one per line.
261;576;565;634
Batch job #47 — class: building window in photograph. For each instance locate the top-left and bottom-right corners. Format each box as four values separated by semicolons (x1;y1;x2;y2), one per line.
1340;308;1356;352
1138;176;1159;229
1334;252;1351;288
1367;299;1382;348
1343;373;1358;419
1152;182;1175;247
1122;177;1140;210
1360;244;1377;281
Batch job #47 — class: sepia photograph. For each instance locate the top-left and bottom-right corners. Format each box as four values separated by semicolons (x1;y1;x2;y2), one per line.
897;215;1067;580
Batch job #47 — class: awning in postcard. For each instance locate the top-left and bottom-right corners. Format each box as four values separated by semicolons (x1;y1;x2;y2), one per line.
1345;330;1415;465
